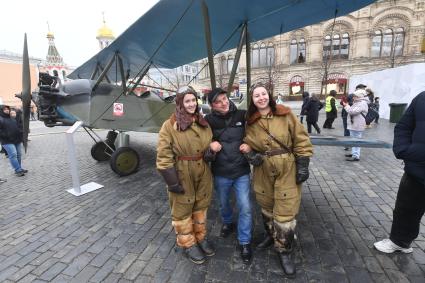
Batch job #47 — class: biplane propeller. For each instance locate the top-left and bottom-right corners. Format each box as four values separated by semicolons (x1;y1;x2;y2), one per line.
19;0;390;177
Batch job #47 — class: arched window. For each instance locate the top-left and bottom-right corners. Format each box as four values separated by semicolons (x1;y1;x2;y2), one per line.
227;55;234;74
266;43;275;66
332;34;340;57
53;70;59;77
220;56;227;75
62;70;66;78
290;39;298;64
251;44;260;68
394;27;404;56
323;35;332;60
259;43;267;67
340;33;350;59
323;33;350;60
382;29;393;57
298;39;306;63
371;30;382;57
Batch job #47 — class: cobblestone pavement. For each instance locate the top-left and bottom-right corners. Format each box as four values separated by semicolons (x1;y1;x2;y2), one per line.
0;113;424;283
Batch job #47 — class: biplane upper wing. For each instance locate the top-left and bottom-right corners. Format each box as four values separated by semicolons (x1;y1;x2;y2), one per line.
69;0;375;80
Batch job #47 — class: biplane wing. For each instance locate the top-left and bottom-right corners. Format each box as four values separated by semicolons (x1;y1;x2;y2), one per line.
69;0;375;81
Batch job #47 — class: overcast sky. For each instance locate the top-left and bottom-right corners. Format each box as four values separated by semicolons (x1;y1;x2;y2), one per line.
1;0;159;67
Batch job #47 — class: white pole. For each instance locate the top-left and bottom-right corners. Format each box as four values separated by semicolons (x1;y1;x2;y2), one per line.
65;121;103;196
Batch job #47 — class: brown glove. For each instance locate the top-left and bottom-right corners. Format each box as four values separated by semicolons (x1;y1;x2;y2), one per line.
158;167;185;194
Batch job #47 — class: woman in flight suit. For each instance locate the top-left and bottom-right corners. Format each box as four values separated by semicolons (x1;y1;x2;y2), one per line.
241;83;313;277
156;86;215;264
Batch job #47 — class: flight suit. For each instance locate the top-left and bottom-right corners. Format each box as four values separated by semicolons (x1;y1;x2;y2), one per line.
244;105;313;252
157;116;213;248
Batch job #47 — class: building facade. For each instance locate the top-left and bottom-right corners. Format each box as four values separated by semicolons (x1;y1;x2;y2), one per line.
198;0;425;98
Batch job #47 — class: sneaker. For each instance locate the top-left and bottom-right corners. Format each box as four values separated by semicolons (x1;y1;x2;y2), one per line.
15;171;25;177
346;157;360;161
21;169;28;173
344;147;350;151
374;239;413;254
345;154;353;157
0;178;6;183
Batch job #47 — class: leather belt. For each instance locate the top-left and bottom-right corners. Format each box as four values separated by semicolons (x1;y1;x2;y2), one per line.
264;148;289;157
177;154;203;161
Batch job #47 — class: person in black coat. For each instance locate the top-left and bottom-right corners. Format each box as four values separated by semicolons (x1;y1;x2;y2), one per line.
204;88;253;262
374;91;425;254
299;91;310;123
304;94;323;134
0;105;27;176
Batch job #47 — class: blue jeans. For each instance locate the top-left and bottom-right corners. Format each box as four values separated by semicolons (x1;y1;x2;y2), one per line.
349;130;363;159
2;143;23;172
214;174;252;245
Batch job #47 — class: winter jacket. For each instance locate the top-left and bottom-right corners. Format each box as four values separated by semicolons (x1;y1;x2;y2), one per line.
204;101;250;179
304;97;323;123
244;105;313;221
156;115;213;214
393;91;425;185
344;97;369;131
0;106;23;144
300;92;310;115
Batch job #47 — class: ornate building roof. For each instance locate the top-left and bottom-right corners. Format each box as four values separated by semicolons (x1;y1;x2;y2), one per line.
46;31;63;66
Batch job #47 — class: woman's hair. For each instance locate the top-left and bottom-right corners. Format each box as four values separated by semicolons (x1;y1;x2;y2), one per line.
246;82;276;118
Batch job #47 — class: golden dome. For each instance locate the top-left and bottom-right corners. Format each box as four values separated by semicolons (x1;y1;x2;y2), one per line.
97;23;114;38
47;31;54;38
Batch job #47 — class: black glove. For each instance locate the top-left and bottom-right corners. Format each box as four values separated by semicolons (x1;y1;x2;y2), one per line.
245;151;264;166
203;147;216;162
158;167;185;194
295;156;310;184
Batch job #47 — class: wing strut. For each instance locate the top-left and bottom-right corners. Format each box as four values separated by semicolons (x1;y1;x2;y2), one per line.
227;23;247;95
116;53;127;93
245;24;251;106
92;54;116;91
202;0;216;89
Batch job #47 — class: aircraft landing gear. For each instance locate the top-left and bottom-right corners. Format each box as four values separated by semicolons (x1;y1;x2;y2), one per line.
110;147;140;176
90;131;117;161
91;142;115;161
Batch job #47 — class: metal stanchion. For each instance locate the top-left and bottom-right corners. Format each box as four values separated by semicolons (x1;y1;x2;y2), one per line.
66;121;103;196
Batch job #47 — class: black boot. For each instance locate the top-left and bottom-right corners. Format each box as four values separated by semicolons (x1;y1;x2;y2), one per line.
278;251;295;277
274;220;296;277
240;244;252;263
220;223;234;238
198;239;215;257
184;245;205;264
256;213;273;250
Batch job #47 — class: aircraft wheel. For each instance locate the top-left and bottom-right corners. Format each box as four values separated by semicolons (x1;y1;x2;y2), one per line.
110;147;139;176
91;142;115;161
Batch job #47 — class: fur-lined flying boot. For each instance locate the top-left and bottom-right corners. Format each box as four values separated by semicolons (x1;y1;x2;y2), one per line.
193;210;215;257
173;217;205;264
274;219;296;277
256;211;274;250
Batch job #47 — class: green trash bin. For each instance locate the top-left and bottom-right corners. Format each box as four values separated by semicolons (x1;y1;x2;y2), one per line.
389;103;408;123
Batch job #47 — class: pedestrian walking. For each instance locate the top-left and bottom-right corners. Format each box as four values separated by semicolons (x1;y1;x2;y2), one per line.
342;89;369;161
322;90;337;129
0;105;27;176
374;91;425;254
204;87;253;263
299;91;309;123
156;86;215;264
304;93;323;134
241;82;313;277
373;97;380;124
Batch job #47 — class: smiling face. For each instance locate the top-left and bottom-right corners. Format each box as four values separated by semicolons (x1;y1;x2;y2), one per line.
211;93;229;114
252;86;270;112
182;93;197;114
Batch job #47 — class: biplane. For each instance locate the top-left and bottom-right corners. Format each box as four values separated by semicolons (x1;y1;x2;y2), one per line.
20;0;387;177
